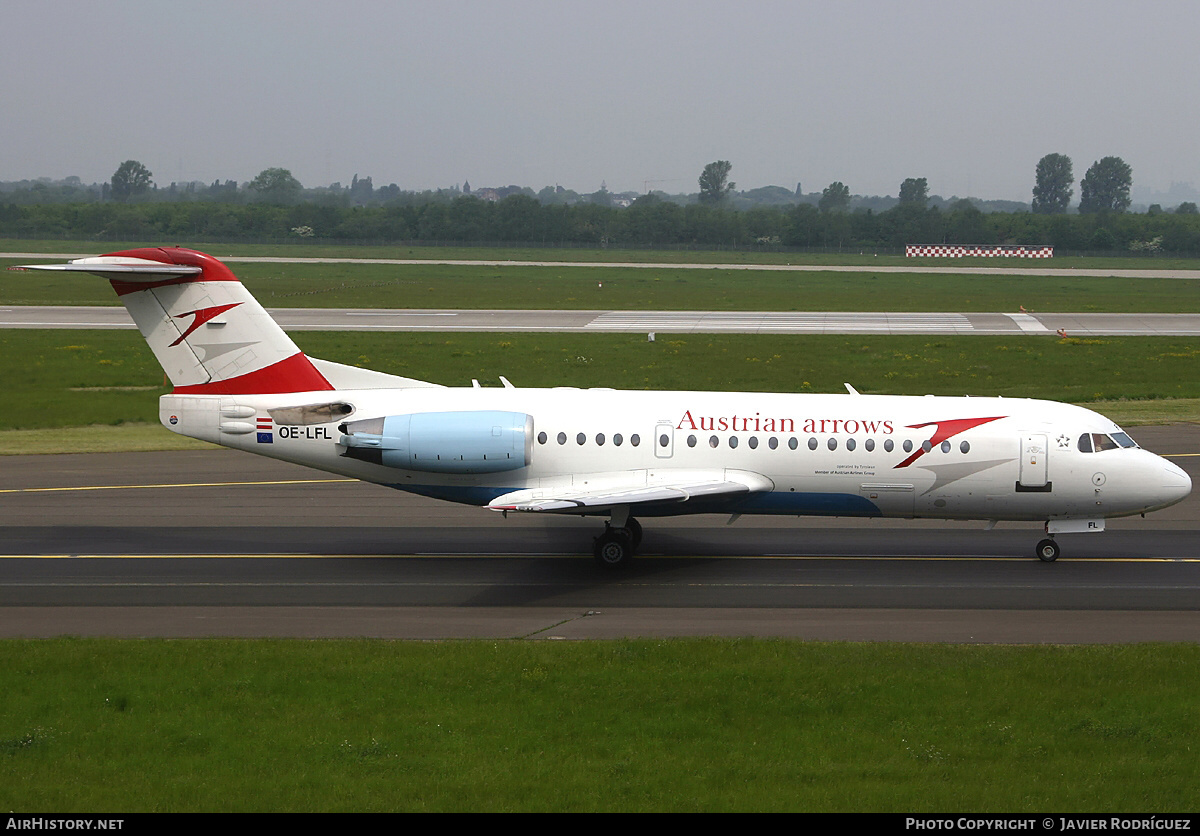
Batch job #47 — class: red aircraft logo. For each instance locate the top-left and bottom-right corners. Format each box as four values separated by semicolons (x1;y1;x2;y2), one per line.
894;416;1006;468
169;302;243;347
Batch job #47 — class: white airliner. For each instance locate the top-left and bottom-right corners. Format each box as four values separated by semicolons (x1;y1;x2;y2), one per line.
21;247;1192;566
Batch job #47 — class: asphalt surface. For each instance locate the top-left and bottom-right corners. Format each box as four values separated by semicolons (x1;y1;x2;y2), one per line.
7;252;1200;279
4;305;1200;335
1;425;1197;641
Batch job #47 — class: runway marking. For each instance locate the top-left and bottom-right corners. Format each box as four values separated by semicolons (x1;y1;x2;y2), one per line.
1005;313;1052;333
0;478;356;494
586;311;975;333
2;554;1197;563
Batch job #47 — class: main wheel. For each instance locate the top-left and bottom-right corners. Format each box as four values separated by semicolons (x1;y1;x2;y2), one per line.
626;517;643;551
1036;538;1060;562
594;530;634;568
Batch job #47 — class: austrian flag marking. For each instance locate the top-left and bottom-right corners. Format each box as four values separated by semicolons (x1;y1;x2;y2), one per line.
256;416;273;444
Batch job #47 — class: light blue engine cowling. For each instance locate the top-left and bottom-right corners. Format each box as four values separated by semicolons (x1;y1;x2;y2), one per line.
338;411;533;473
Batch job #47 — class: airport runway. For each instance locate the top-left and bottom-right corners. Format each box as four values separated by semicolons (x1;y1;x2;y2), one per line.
1;425;1197;641
4;305;1200;335
7;252;1200;280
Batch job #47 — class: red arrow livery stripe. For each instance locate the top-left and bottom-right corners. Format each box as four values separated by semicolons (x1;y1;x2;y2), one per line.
169;302;243;346
894;416;1006;468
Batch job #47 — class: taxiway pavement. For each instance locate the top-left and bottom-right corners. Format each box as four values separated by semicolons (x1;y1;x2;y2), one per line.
2;426;1197;641
4;306;1200;335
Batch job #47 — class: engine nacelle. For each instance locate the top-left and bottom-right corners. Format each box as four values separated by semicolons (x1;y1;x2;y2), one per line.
338;411;533;474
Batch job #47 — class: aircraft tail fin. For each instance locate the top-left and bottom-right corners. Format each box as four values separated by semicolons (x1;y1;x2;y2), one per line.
23;247;335;395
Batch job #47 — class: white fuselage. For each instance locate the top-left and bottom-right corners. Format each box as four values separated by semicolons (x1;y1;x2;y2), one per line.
160;386;1191;523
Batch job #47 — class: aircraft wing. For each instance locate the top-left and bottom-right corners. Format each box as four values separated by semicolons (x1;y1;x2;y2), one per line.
488;469;773;513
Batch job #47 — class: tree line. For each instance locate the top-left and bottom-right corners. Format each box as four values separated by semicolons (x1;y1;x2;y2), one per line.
4;157;1200;253
5;193;1200;253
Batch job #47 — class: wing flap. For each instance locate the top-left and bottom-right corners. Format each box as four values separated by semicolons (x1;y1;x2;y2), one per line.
488;470;773;513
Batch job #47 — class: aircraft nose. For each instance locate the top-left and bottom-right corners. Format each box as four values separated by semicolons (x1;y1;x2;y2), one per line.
1156;459;1192;508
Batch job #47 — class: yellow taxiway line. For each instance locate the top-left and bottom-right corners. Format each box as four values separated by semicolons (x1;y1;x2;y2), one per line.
0;478;356;494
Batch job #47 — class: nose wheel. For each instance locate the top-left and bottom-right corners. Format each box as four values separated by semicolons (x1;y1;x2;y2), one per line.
1036;538;1060;562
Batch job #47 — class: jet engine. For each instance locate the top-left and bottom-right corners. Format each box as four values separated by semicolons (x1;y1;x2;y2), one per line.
338;411;533;473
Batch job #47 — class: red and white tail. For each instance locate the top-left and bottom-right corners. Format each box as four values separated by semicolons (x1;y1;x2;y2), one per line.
26;247;334;395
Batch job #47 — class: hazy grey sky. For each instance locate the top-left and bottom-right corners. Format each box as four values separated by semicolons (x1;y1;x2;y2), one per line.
4;0;1198;202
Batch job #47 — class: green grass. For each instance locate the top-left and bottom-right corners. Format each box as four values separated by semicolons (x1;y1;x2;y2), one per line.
0;639;1196;812
0;423;214;454
1;330;1196;452
1084;398;1200;425
5;255;1200;312
5;237;1200;269
4;330;1200;432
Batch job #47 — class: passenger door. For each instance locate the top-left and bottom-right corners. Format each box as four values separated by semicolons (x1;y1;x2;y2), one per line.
1017;434;1049;490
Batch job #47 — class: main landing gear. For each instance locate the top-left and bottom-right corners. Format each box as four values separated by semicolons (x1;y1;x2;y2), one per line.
593;515;642;568
1036;537;1061;562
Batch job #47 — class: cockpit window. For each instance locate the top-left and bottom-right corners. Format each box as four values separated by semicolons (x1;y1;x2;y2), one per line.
1111;431;1138;449
1078;432;1134;453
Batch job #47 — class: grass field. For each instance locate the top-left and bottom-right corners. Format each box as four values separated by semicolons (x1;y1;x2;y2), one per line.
1;639;1197;812
6;255;1200;312
3;330;1199;437
5;237;1200;270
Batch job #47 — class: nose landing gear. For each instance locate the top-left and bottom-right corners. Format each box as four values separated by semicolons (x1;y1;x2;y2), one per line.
1036;538;1060;562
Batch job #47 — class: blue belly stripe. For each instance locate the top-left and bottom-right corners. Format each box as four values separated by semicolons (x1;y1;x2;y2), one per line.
738;491;882;517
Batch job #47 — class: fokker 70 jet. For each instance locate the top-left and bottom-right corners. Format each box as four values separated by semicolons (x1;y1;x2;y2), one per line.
20;248;1192;565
